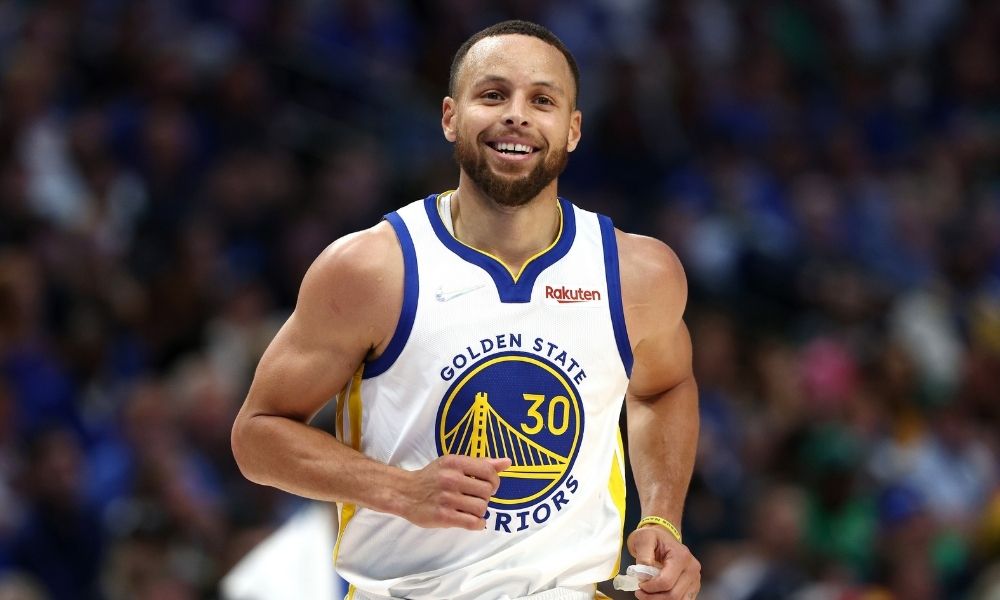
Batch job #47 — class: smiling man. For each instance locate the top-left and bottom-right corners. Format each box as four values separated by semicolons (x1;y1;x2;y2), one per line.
232;20;701;600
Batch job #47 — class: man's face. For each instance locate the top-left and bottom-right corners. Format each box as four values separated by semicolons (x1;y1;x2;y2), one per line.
443;34;582;207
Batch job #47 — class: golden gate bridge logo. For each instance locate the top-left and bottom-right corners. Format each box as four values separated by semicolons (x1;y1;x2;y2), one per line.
443;391;569;479
436;352;583;508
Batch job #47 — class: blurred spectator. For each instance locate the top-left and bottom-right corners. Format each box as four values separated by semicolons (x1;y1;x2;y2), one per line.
7;428;103;600
0;572;48;600
701;484;809;600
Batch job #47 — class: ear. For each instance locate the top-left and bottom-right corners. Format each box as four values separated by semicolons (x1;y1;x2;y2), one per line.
442;97;457;143
566;109;582;152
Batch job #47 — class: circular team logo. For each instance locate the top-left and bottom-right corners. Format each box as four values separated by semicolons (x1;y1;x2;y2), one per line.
436;351;584;509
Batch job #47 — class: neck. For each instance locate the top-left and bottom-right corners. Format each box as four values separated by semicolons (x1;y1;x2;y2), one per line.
450;174;561;275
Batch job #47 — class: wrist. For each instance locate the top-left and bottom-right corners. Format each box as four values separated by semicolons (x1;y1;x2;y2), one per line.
367;462;413;517
638;515;682;543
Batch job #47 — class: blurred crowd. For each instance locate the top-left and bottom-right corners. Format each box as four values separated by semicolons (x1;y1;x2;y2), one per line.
0;1;997;599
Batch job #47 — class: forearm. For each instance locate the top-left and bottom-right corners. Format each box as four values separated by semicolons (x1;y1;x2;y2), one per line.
626;376;699;525
232;412;409;515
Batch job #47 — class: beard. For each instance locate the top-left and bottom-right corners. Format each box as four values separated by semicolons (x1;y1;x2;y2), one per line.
454;133;569;208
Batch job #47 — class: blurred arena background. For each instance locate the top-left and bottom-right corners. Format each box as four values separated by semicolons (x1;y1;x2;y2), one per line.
0;1;998;599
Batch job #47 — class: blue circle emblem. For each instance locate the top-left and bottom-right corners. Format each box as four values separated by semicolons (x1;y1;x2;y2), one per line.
436;351;584;509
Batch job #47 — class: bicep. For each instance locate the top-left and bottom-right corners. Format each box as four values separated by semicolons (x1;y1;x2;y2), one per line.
618;231;694;401
244;308;367;422
627;318;693;401
240;225;402;423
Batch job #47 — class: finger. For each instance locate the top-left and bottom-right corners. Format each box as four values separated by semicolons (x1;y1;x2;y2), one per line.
639;566;694;597
635;590;697;600
456;475;496;501
671;571;700;600
455;498;487;529
455;456;505;491
488;457;512;472
628;530;659;567
434;493;488;529
444;487;486;512
643;554;702;600
444;507;486;531
672;557;702;600
640;556;683;594
660;578;700;600
635;585;700;600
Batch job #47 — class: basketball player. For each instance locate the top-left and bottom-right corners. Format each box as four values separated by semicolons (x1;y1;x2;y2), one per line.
232;20;701;600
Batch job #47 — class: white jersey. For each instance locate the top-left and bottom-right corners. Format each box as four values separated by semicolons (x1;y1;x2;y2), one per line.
334;193;634;600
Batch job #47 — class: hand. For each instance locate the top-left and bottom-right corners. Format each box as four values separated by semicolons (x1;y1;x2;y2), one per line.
399;454;510;530
626;525;701;599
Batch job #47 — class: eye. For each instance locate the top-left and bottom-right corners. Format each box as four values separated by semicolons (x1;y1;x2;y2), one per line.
534;95;555;106
482;90;505;101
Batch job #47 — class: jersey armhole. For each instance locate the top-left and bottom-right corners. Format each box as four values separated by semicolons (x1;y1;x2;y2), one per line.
363;211;419;378
598;215;634;377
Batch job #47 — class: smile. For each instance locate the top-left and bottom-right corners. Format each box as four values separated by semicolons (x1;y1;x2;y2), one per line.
486;141;540;161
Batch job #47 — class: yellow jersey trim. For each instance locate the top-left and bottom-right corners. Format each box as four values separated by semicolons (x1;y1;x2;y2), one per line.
437;190;564;282
607;428;627;578
333;364;365;566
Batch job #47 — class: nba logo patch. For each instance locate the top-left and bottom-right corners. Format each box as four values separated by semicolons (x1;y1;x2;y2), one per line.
435;351;584;510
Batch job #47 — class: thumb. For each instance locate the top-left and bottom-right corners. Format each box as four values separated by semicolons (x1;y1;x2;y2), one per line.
629;530;659;566
488;457;512;472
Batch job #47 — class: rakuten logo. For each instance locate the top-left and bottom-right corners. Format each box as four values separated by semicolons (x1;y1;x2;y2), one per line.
545;285;602;303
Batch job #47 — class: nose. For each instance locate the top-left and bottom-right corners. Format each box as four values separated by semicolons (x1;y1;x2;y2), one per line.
504;114;528;127
503;94;530;127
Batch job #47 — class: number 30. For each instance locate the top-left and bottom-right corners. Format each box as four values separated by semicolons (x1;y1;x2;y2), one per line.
521;393;571;436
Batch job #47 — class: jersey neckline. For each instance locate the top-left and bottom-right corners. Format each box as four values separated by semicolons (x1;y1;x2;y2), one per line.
422;193;577;304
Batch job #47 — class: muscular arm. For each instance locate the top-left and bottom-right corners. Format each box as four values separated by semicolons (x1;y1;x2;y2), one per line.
618;231;701;599
231;222;406;511
231;222;506;529
620;232;698;525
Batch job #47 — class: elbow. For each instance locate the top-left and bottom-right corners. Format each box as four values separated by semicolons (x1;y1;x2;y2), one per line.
231;415;265;485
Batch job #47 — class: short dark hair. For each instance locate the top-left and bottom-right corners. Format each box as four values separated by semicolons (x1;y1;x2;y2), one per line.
448;20;580;105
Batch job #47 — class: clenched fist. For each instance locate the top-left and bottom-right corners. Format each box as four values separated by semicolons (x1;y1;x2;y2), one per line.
627;525;701;599
398;455;511;530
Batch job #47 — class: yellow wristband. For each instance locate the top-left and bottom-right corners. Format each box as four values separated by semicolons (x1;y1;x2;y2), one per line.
638;516;682;543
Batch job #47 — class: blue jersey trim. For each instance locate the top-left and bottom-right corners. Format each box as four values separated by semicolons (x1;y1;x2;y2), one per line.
599;215;634;377
422;194;577;303
364;212;419;378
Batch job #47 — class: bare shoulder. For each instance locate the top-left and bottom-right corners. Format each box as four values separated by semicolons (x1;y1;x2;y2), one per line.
614;230;688;323
239;220;404;422
614;230;694;398
296;220;403;353
306;220;401;287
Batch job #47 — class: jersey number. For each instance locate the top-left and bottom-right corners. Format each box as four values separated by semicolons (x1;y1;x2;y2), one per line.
521;393;570;436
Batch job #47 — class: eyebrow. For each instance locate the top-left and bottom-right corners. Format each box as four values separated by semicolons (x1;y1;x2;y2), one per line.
473;75;566;96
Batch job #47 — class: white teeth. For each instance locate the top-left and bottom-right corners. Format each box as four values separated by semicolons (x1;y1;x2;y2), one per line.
494;142;533;153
